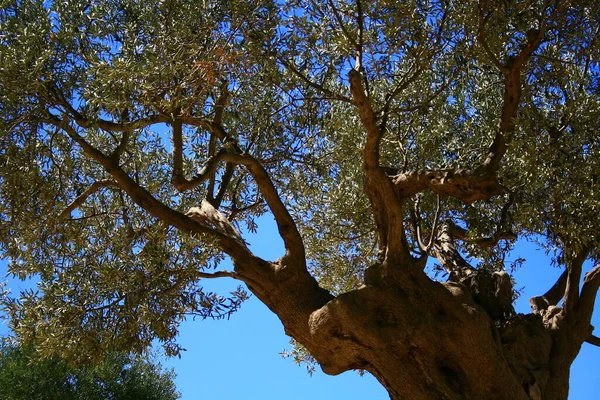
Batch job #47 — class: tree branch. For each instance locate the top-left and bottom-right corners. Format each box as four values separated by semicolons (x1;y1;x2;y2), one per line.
278;57;352;103
110;109;131;161
393;168;505;203
450;195;517;247
46;116;260;269
213;83;229;126
577;263;600;325
222;152;306;264
349;68;408;264
477;5;502;69
529;268;568;315
391;16;545;200
355;0;364;71
196;270;238;279
380;4;451;118
479;10;547;174
585;334;600;347
411;195;441;254
213;162;235;208
562;249;589;317
171;119;227;192
59;180;121;219
71;112;168;133
207;132;218;202
229;198;264;221
432;222;476;282
381;65;425;117
186;200;241;241
326;0;358;50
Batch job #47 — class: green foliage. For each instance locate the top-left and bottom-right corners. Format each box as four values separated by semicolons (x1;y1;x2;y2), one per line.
0;0;598;367
0;340;180;400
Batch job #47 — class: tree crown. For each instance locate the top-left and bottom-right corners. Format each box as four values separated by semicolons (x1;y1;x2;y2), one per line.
0;0;598;369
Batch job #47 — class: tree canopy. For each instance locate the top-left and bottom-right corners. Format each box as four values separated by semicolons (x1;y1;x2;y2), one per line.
0;340;180;400
0;1;599;399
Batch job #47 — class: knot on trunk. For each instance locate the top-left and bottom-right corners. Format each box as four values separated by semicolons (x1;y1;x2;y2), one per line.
461;270;515;320
186;200;242;240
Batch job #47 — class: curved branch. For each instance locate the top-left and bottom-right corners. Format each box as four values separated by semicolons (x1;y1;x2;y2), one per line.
562;249;590;316
171;119;228;192
393;17;547;202
431;222;476;282
393;168;504;203
480;10;547;174
411;195;441;254
529;268;568;315
578;263;600;325
46;116;260;269
349;68;408;264
223;152;306;265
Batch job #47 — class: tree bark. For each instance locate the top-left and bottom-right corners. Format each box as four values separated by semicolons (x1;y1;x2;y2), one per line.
234;252;583;400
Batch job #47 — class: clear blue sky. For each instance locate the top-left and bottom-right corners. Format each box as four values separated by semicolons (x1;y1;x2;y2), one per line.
1;215;598;399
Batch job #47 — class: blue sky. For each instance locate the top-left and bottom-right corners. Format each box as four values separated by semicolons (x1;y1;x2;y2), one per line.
1;214;598;399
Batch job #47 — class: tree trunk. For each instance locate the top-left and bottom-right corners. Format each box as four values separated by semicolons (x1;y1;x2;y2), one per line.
243;258;581;400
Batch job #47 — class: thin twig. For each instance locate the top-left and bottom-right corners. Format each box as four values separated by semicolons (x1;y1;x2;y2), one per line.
60;180;121;219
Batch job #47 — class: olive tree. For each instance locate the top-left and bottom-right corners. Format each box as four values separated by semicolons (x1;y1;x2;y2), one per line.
0;1;598;399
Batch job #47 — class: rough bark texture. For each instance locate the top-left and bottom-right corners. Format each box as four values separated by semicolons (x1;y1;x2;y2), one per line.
47;78;595;400
230;252;593;400
37;4;597;399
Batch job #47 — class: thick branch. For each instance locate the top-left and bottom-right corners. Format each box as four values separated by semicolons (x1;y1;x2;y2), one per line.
578;263;600;325
223;152;305;264
586;334;600;347
60;180;121;219
563;249;589;316
393;168;504;203
349;69;408;264
391;20;545;201
47;116;259;268
432;222;476;282
529;269;568;315
480;15;546;174
451;223;517;248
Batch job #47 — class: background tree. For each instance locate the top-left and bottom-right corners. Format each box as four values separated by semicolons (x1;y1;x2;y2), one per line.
0;1;598;399
0;339;180;400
